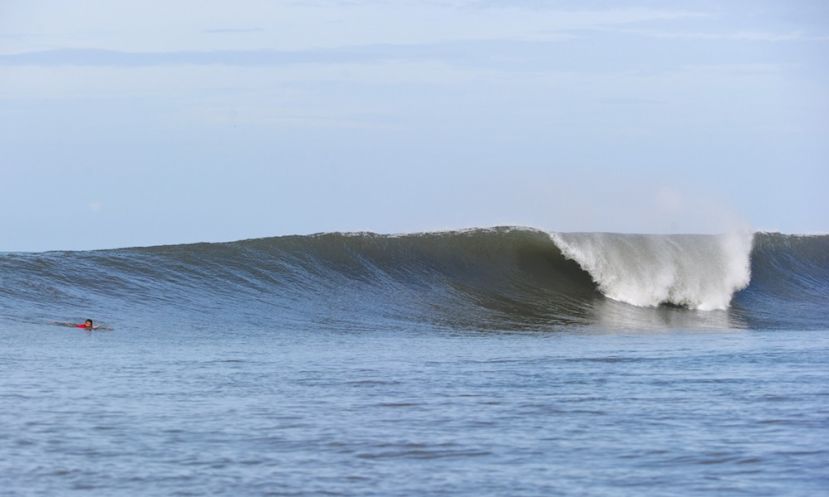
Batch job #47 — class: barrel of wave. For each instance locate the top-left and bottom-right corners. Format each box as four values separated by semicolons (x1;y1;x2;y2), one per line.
549;231;753;311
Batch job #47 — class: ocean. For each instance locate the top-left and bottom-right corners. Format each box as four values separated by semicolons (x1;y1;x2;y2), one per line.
1;227;827;496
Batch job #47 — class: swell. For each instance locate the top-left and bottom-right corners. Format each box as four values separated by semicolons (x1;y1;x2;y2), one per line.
0;228;826;330
731;232;829;329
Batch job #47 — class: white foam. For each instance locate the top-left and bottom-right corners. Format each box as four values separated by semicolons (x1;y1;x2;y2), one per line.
550;231;754;310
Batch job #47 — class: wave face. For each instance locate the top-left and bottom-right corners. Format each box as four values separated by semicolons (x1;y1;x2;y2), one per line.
0;228;826;331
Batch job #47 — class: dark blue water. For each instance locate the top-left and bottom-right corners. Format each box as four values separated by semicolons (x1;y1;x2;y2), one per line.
1;229;827;496
2;322;827;496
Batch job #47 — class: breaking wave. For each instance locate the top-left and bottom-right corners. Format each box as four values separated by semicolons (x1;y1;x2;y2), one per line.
0;228;826;331
550;232;753;310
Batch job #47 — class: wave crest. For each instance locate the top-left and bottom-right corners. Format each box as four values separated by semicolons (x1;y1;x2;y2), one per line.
549;232;753;310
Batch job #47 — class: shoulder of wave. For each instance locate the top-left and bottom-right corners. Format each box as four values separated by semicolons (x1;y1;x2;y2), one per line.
387;225;547;238
303;225;547;239
30;226;547;254
754;230;829;238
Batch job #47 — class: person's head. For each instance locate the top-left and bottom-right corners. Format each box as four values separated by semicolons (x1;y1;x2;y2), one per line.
84;319;93;328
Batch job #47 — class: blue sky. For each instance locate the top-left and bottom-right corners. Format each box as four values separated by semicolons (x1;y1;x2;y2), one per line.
1;0;827;251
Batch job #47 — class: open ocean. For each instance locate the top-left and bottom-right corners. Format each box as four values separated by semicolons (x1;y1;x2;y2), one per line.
1;227;827;496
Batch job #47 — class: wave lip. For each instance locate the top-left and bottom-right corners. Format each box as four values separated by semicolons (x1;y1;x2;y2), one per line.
550;232;754;311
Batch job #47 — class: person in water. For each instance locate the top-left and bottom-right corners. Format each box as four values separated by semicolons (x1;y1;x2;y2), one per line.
54;319;100;329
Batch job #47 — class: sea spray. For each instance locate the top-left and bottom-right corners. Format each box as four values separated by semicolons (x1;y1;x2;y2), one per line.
549;231;753;310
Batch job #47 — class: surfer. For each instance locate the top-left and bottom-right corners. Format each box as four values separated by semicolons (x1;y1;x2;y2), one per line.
54;319;97;329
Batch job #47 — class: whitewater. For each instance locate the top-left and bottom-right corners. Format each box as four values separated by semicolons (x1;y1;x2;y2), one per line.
550;231;753;311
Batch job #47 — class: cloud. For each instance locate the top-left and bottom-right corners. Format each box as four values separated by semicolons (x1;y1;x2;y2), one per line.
203;27;265;34
0;48;387;66
611;29;829;43
0;3;703;53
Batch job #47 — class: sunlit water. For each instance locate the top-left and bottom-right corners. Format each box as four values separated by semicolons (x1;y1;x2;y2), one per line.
2;322;827;497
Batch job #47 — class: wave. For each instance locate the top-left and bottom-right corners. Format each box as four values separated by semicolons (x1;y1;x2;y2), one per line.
0;228;826;330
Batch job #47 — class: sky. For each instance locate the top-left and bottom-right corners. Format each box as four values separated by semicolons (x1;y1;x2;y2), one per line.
1;0;827;251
